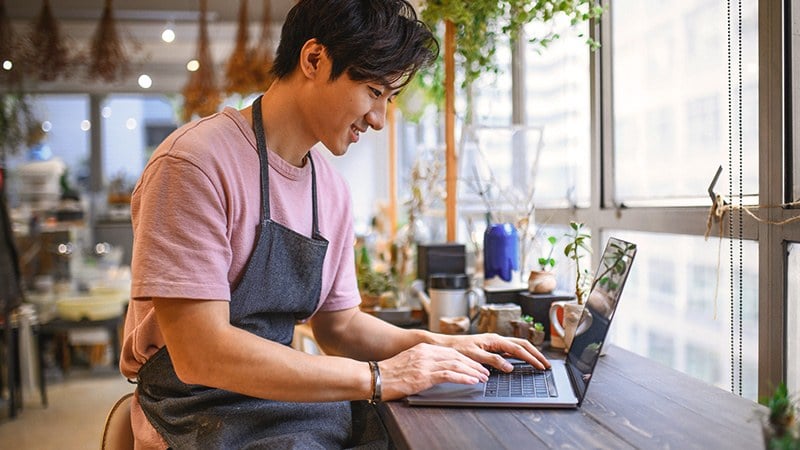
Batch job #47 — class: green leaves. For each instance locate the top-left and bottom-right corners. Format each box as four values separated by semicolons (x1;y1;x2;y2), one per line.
420;0;605;89
761;382;799;448
564;221;591;304
537;235;558;270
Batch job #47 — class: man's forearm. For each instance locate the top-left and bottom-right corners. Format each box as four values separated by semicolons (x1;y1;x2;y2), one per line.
311;308;442;361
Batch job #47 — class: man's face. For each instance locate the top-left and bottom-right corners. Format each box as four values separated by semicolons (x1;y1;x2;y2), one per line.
306;63;402;156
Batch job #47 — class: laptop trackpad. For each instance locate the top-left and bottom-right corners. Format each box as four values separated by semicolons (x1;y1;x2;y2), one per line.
413;382;485;399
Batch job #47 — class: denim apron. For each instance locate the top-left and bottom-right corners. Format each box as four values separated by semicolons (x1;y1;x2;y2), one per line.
136;96;387;449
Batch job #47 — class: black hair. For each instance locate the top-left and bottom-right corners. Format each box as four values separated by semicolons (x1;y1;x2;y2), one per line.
271;0;438;87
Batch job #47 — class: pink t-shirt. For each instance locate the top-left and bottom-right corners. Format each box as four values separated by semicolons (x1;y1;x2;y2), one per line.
120;107;360;449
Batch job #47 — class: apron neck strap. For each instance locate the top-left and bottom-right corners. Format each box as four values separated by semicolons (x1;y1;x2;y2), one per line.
251;95;321;235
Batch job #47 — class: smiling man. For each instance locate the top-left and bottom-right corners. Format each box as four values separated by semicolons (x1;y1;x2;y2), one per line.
120;1;549;448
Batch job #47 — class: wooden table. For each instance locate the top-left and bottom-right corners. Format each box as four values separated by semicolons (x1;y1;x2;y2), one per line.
38;315;123;372
378;345;766;449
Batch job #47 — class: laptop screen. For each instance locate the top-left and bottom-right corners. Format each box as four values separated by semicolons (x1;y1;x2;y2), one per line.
565;237;637;405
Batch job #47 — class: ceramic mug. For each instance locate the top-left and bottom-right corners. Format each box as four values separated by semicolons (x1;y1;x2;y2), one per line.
549;300;584;351
428;274;485;332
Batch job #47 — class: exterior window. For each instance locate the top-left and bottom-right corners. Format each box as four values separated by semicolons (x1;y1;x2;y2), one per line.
611;0;758;206
101;95;178;190
608;230;759;400
524;17;590;207
788;243;800;394
6;95;90;204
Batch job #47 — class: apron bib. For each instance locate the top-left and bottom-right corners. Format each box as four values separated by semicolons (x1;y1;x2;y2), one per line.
136;96;387;449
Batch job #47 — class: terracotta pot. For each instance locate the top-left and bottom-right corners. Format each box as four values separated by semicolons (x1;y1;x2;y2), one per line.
360;293;381;310
529;328;545;346
510;319;531;339
528;270;557;294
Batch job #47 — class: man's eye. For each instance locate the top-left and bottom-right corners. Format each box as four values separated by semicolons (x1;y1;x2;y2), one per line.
369;87;382;98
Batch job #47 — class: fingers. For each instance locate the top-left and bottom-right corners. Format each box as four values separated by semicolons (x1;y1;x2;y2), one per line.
500;337;551;370
459;334;551;372
378;343;490;401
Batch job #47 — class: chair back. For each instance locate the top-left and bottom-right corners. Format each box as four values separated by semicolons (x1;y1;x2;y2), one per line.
101;392;135;450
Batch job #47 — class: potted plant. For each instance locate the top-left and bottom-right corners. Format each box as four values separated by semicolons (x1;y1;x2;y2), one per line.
510;314;545;346
760;383;799;449
528;235;558;294
528;317;545;346
355;246;395;310
563;221;592;305
549;221;591;350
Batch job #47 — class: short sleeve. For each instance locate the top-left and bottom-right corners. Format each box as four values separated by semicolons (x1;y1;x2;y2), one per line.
130;155;233;302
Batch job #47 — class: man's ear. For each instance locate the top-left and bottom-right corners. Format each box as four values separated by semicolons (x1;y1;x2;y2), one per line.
299;39;328;80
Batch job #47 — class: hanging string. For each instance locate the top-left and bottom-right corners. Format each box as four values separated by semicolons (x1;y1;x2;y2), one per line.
723;0;746;397
706;194;800;324
706;196;800;233
727;0;734;395
736;0;743;398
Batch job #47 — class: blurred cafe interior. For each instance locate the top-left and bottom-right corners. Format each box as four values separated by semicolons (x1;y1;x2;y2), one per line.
0;0;799;448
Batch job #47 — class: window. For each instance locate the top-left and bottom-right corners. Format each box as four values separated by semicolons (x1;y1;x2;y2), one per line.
611;0;758;205
687;264;717;316
608;230;758;399
686;343;722;386
647;330;675;368
792;3;800;202
788;243;800;394
524;16;590;207
7;94;91;204
101;95;178;188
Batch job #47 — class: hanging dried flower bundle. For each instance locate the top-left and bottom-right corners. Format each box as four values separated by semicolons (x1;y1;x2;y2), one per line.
87;0;135;83
0;0;26;87
181;0;221;122
250;0;276;92
28;0;83;83
224;0;260;96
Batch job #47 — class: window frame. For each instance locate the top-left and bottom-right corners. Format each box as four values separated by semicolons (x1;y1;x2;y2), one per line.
525;0;793;399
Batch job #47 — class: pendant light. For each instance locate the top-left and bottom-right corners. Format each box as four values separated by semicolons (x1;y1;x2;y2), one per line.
181;0;221;122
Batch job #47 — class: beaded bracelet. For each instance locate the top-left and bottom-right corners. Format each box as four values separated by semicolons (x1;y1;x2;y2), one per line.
368;361;382;404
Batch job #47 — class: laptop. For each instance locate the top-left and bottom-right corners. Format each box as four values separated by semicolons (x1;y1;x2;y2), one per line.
406;237;637;408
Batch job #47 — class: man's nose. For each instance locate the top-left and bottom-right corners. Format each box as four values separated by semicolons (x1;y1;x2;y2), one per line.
366;103;387;131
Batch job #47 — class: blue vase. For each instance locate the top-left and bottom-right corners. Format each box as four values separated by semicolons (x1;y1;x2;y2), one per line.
483;223;519;283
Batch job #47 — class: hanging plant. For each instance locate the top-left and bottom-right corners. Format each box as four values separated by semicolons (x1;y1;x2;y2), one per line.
87;0;137;83
420;0;604;89
181;0;222;122
224;0;260;96
249;0;276;93
0;0;27;88
0;92;37;163
27;0;83;83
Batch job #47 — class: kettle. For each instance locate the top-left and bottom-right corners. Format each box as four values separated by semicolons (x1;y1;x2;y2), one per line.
410;274;485;332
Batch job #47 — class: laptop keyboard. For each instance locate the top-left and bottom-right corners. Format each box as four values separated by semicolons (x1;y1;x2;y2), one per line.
484;364;558;398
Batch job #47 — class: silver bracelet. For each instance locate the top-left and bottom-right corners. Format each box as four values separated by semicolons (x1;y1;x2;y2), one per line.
368;361;382;404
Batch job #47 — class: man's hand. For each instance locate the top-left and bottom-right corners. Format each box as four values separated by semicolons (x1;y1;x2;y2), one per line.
378;343;490;401
433;333;550;373
377;334;550;401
